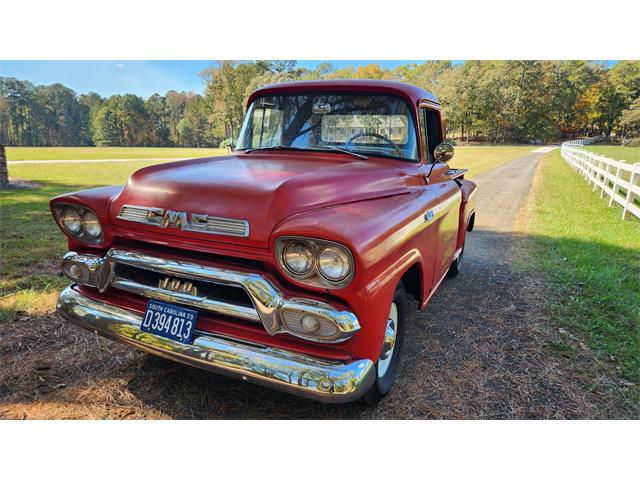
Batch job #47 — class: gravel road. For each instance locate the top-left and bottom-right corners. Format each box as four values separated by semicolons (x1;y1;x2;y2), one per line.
1;150;622;419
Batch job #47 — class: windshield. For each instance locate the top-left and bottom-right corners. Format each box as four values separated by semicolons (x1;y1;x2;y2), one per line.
236;93;419;161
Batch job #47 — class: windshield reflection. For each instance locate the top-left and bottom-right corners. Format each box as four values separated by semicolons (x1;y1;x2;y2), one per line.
237;94;419;161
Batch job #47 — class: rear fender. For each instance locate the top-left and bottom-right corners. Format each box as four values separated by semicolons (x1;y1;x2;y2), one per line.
456;179;477;250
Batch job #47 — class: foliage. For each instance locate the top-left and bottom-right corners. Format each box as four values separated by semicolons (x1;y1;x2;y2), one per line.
619;98;640;138
1;61;639;148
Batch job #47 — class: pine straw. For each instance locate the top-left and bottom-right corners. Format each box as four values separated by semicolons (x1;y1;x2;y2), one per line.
1;234;634;419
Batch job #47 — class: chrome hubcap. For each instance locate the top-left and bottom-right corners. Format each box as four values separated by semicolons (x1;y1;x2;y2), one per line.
377;302;398;378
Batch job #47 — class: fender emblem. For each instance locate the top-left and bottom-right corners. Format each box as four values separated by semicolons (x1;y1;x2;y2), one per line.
424;210;435;222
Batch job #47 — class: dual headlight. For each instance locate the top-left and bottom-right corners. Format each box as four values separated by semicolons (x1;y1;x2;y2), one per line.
276;237;354;288
52;204;103;244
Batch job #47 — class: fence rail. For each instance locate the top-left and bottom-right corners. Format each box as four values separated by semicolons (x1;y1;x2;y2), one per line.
561;140;640;221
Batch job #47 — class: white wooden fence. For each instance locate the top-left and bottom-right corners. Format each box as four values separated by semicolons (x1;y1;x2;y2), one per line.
561;140;640;221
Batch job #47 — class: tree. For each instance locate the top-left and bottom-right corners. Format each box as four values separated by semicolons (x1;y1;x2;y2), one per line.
145;93;171;146
165;90;190;146
92;102;121;146
0;144;8;186
176;95;211;147
620;97;640;140
78;92;103;145
353;63;390;79
201;61;266;142
2;61;638;147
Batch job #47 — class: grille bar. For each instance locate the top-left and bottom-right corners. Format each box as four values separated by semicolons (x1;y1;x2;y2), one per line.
111;277;260;321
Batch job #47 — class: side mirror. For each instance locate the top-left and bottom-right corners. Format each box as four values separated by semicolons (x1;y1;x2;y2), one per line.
223;138;235;153
433;142;455;163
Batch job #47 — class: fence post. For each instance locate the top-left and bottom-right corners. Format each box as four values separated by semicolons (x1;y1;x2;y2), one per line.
610;160;625;207
593;155;601;192
601;157;610;198
622;163;640;220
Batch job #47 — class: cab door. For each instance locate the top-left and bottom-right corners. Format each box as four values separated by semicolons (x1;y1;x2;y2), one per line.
419;107;462;284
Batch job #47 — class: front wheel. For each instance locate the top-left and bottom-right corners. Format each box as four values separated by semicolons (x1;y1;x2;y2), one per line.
362;283;407;405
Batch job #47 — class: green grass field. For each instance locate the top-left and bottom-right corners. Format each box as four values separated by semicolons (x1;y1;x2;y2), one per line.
0;160;168;321
5;146;227;161
0;145;534;320
5;145;533;177
528;149;640;405
585;145;640;163
449;145;534;178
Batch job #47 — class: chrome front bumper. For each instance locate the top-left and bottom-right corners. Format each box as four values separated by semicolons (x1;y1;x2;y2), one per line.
57;286;375;403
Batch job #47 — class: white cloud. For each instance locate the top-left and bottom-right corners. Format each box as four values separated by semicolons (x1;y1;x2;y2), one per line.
115;63;125;68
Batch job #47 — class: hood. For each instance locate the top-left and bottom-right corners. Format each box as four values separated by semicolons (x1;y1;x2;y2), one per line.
109;152;411;248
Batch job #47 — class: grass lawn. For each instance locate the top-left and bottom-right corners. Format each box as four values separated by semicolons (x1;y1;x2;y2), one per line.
5;145;534;178
0;160;164;321
585;145;640;163
6;146;227;161
527;149;640;405
450;145;535;178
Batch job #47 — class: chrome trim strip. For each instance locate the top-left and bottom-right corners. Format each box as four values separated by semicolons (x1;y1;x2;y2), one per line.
117;204;249;238
110;277;260;322
64;249;361;343
57;286;374;403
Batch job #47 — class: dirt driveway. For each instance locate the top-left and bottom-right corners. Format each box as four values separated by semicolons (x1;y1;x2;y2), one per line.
0;151;621;419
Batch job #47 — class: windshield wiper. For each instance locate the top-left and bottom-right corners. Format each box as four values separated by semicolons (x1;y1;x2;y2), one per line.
243;145;308;153
309;144;368;160
244;143;368;160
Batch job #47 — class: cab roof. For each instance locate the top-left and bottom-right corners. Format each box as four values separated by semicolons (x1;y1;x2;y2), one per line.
247;79;440;109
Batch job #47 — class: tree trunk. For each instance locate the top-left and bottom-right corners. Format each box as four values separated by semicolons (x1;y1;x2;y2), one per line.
0;145;9;185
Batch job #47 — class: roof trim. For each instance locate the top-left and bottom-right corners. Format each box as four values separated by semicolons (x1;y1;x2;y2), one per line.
247;79;440;108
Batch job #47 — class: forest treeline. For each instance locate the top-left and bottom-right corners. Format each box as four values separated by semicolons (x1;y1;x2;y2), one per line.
1;60;639;147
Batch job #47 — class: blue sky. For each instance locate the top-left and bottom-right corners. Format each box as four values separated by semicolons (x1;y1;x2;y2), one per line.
0;60;446;98
0;60;616;99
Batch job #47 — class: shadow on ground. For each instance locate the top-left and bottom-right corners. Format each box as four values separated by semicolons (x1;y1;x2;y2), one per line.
1;230;636;419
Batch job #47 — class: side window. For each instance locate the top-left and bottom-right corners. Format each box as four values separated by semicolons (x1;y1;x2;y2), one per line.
421;107;442;163
418;108;429;161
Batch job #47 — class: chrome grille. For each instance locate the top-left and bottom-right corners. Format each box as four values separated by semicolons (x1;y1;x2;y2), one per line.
62;248;362;343
107;251;260;322
117;204;249;237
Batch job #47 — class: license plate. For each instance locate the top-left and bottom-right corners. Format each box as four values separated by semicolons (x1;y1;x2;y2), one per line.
141;300;198;344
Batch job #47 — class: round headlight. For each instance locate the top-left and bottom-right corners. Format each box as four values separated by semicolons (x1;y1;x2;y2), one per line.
61;208;82;234
317;246;351;281
82;211;102;238
283;241;313;275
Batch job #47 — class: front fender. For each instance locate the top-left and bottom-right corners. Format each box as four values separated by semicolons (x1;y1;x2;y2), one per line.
270;191;437;361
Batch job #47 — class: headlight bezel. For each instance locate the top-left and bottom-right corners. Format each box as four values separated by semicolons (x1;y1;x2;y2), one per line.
52;203;104;244
275;236;355;289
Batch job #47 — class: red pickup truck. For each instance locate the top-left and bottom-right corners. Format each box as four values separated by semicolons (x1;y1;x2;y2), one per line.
52;80;477;404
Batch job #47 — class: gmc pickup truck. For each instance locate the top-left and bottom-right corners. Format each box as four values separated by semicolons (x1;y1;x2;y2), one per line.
52;80;477;404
